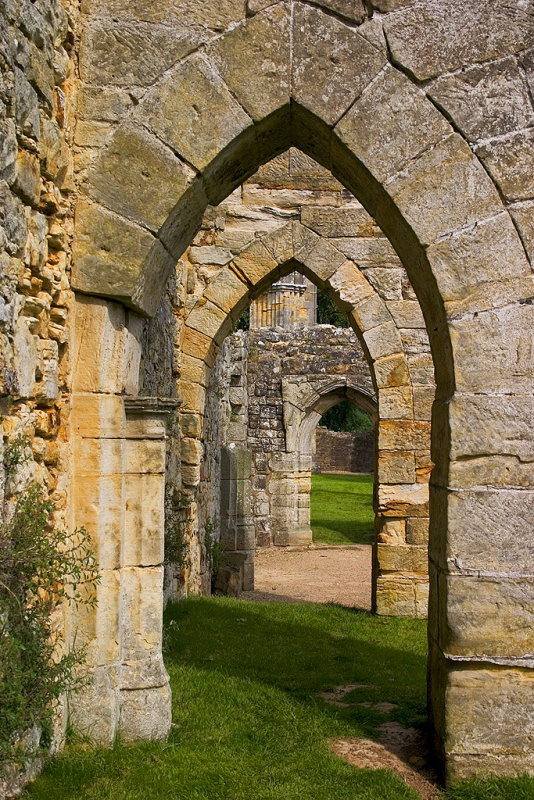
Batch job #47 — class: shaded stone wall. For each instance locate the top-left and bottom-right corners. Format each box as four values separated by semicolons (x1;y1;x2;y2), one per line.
0;0;76;520
315;427;374;474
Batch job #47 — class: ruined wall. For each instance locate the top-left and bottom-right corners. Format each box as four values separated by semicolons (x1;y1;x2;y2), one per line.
0;0;76;515
201;323;375;574
315;427;374;474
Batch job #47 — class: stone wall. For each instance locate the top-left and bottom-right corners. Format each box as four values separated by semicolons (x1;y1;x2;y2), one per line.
0;0;76;516
315;427;374;474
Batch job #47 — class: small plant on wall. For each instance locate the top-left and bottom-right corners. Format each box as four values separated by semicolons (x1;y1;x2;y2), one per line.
0;434;99;769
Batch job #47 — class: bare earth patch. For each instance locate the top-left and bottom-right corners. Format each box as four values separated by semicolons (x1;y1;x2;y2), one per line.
243;550;438;798
331;724;440;800
241;545;372;609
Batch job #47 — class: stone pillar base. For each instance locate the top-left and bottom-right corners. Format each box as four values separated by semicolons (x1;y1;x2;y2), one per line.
119;682;172;742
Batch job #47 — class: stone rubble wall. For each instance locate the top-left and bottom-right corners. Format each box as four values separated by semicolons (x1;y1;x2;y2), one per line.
315;427;374;474
0;0;76;520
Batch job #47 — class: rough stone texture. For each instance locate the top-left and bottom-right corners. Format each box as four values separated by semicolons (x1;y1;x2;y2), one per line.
315;427;374;474
383;0;534;81
292;4;386;125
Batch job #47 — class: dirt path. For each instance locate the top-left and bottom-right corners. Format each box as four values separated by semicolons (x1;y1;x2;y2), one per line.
241;545;372;609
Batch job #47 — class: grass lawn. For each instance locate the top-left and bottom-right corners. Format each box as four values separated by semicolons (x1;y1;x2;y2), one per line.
311;472;374;545
21;597;534;800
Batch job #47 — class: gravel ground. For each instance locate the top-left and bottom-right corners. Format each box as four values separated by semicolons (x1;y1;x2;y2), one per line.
241;545;372;609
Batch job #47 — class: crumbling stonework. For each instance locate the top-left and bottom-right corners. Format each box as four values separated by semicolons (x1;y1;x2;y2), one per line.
2;0;534;785
315;427;374;474
203;324;376;581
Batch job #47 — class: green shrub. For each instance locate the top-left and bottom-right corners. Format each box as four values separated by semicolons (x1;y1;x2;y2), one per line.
0;441;99;768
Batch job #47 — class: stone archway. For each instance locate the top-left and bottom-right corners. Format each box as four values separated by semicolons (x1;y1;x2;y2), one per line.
70;4;534;780
179;232;429;615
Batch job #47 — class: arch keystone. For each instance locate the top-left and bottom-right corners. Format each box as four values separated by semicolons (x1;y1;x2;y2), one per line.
292;4;386;126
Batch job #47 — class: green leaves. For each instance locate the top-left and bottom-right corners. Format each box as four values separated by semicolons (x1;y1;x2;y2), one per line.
0;464;99;767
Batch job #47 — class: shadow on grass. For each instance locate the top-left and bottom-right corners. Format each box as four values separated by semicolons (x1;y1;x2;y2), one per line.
311;518;373;545
163;596;428;737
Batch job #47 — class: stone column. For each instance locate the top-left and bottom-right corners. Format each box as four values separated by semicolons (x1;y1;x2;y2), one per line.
219;445;255;590
268;452;313;547
70;394;178;743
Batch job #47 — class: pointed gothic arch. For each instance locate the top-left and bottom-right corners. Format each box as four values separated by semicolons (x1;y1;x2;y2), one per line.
69;3;534;781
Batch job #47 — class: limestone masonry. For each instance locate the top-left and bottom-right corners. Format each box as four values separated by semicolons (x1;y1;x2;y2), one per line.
1;0;534;788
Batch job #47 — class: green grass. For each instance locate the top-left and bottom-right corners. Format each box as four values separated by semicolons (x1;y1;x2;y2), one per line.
311;472;374;545
24;598;426;800
21;599;534;800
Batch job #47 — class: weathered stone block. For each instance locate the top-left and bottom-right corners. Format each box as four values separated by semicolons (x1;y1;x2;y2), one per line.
125;439;165;474
440;573;534;659
329;259;375;310
428;56;533;142
378;483;429;517
79;17;195;87
123;474;165;566
119;683;171;742
509;201;534;263
13;316;38;398
72;294;127;393
301;206;378;239
203;268;249;314
387;134;502;248
448;305;534;394
0;120;18;184
186;300;228;343
476;129;534;202
14;66;40;138
74;437;123;477
383;0;534;81
377;518;405;545
375;575;416;617
378;386;413;420
363;267;404;302
335;65;450;183
13;150;40;205
72;200;160;311
377;543;427;574
293;4;385;125
378;450;415;484
362;321;403;360
352;293;390;331
87;123;196;233
69;665;120;746
231;239;278;287
181;437;203;466
431;487;534;575
140;53;252;179
405;518;428;546
209;4;290;121
373;354;410;389
74;475;122;570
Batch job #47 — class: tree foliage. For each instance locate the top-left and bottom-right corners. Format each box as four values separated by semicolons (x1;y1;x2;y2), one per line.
317;291;349;328
320;400;373;433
